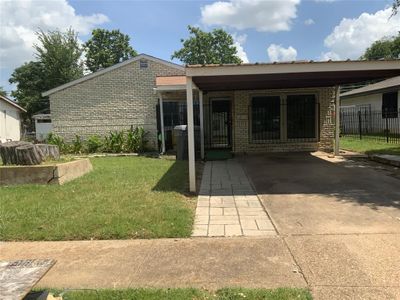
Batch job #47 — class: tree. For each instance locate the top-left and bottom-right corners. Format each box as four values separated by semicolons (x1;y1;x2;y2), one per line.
172;26;242;65
393;0;399;16
361;33;400;60
84;29;137;72
10;28;83;120
0;87;7;97
9;61;48;118
34;28;84;88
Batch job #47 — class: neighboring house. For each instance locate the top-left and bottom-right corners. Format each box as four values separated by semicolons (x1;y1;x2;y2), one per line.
43;54;400;190
32;113;52;141
340;76;400;134
0;95;26;142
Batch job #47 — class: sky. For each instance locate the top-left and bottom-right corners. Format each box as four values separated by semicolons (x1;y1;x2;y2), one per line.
1;0;399;95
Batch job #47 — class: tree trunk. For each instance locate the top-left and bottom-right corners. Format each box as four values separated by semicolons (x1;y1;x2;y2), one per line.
36;144;60;160
15;144;44;165
0;141;31;165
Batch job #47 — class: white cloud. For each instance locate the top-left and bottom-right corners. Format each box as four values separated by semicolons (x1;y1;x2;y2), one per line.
322;8;400;60
267;44;297;62
319;51;341;61
304;18;315;26
0;0;109;69
201;0;300;32
232;33;249;63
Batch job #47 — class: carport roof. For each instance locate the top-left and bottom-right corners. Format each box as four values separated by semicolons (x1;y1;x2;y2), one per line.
186;60;400;91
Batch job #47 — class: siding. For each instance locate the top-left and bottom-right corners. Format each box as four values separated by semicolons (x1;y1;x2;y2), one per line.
0;100;22;141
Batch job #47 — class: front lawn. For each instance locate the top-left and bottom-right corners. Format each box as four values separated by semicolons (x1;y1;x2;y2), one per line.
41;287;312;300
0;157;195;241
341;136;400;156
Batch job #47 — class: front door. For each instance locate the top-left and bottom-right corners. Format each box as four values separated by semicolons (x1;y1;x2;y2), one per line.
210;99;231;148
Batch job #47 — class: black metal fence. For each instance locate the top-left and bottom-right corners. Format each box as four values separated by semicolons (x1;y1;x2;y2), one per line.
340;107;400;143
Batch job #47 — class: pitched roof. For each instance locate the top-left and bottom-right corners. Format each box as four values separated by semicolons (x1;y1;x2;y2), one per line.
0;95;27;112
42;54;184;97
341;76;400;98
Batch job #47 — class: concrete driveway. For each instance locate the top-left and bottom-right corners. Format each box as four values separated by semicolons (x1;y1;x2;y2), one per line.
241;152;400;299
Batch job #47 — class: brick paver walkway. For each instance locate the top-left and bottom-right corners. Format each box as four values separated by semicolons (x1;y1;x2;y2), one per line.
192;160;277;237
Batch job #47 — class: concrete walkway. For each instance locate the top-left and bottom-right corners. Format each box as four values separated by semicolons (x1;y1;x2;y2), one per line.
0;238;305;290
192;160;276;237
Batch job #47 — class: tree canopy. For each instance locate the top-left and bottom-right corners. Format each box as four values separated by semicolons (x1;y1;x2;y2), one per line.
0;87;7;97
172;26;242;65
361;33;400;60
393;0;399;16
84;29;137;72
10;29;83;120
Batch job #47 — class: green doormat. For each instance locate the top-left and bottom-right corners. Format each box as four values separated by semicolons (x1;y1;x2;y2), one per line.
205;150;233;160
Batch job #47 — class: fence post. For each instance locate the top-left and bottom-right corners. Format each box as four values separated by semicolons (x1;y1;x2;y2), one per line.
385;109;389;143
358;110;362;140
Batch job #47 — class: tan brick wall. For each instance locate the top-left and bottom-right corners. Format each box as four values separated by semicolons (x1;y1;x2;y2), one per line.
205;87;335;153
49;59;184;150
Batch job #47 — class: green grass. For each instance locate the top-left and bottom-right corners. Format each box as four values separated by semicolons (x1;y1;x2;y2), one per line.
0;157;195;241
341;136;400;156
38;287;312;300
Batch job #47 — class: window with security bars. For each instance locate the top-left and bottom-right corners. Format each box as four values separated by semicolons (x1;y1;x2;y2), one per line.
382;92;398;118
251;96;281;141
287;94;317;139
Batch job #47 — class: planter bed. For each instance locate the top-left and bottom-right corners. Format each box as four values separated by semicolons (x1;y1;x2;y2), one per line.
0;159;92;186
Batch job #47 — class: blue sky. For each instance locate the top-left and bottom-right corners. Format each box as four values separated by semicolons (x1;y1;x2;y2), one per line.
1;0;398;94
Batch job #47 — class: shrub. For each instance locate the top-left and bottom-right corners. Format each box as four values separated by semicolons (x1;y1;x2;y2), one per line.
46;133;67;153
72;135;84;154
125;126;148;153
87;135;103;153
104;131;125;153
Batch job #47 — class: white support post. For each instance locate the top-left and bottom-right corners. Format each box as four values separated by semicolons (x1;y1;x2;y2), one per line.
186;76;196;193
199;90;205;160
334;85;340;156
159;93;166;154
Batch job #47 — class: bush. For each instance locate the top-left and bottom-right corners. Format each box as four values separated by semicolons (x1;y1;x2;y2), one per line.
87;135;103;153
103;131;125;153
72;135;84;154
125;126;148;153
46;133;67;153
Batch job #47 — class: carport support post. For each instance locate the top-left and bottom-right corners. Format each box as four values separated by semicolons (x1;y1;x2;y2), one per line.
199;90;205;160
159;93;166;154
186;76;196;193
334;85;340;156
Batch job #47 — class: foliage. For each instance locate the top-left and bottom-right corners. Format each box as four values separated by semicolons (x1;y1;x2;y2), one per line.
125;126;148;153
103;131;125;153
0;87;7;97
72;135;84;154
393;0;400;16
86;135;103;153
10;28;83;120
172;26;242;65
361;33;400;60
9;61;48;119
0;157;194;240
34;28;84;87
84;28;137;72
46;133;67;153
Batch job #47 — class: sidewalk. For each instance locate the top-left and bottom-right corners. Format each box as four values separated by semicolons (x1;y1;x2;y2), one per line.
0;238;306;290
192;160;276;237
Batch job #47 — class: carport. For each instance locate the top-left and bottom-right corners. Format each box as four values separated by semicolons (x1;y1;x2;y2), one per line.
184;60;400;192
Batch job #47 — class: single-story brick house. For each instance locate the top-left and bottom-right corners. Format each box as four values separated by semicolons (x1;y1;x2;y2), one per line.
43;54;400;191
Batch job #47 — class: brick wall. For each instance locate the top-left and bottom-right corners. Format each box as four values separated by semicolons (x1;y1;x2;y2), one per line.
205;87;335;153
49;59;184;150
